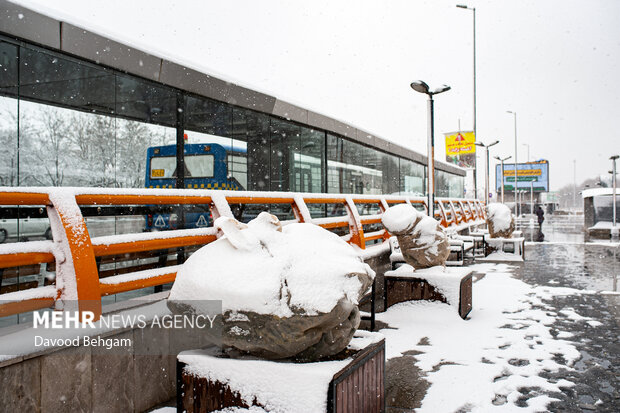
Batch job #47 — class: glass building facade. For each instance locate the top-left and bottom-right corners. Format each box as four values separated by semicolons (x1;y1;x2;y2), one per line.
0;35;465;198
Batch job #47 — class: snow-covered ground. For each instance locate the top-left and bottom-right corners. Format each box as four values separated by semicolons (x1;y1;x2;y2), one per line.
378;262;589;412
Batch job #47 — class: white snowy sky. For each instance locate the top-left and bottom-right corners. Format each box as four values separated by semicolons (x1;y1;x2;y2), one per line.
13;0;620;191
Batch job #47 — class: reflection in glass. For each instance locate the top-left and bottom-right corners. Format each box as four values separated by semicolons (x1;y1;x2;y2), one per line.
185;95;232;138
270;118;300;191
233;108;269;191
400;159;424;195
297;127;325;193
115;74;176;127
20;45;115;113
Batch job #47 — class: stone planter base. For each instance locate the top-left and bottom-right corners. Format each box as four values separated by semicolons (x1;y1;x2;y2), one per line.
177;335;385;413
384;268;473;319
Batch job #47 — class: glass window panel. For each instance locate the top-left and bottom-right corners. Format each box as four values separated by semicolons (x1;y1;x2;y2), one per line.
269;117;300;192
0;41;18;186
327;133;344;193
0;41;18;97
399;158;424;195
115;74;176;127
297;127;325;193
233;108;269;191
116;118;176;188
327;135;386;195
18;101;118;187
381;153;400;195
185;95;232;138
341;139;382;194
20;45;115;113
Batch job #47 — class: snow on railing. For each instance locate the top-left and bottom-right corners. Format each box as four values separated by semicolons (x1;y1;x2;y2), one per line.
0;187;486;320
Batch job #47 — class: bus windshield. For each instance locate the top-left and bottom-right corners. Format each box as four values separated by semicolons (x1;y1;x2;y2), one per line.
150;154;214;179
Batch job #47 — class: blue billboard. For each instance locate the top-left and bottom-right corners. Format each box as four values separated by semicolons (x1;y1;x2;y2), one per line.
495;160;549;192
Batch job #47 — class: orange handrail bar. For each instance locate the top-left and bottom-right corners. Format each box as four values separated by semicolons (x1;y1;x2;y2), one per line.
0;187;487;320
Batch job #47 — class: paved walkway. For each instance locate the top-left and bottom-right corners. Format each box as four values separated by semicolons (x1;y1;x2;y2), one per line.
513;218;619;411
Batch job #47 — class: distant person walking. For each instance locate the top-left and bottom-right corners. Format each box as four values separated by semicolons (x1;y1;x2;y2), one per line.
535;205;545;227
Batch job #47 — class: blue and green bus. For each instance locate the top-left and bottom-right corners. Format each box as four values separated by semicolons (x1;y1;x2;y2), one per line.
144;143;247;230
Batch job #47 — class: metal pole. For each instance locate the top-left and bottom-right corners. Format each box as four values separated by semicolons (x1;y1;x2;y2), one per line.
500;160;505;203
531;181;534;215
472;8;478;201
513;113;518;215
485;146;490;205
612;156;617;227
427;95;435;216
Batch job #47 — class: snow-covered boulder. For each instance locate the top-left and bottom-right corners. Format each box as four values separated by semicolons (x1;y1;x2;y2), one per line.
168;212;374;360
486;203;515;238
381;204;450;269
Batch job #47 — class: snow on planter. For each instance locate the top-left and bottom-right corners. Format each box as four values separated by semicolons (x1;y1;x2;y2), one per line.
168;212;375;360
486;203;515;238
381;204;449;268
178;331;384;413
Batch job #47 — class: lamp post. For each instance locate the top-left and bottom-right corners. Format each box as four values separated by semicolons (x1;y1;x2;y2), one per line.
611;155;618;232
522;143;530;162
494;155;511;203
475;140;499;205
411;80;451;216
456;4;477;200
507;111;518;215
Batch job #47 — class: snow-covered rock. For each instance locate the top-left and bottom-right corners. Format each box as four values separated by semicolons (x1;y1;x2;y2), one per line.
168;212;375;360
382;204;449;268
486;203;515;238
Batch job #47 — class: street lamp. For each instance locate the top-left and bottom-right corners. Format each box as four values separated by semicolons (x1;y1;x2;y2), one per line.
494;155;511;203
522;143;530;162
410;80;451;216
456;4;478;200
611;155;618;234
475;139;499;205
507;110;518;214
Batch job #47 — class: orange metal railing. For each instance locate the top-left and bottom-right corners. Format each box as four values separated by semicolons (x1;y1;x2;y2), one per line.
0;188;486;320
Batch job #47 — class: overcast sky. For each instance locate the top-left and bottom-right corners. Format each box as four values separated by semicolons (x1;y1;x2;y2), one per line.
15;0;620;192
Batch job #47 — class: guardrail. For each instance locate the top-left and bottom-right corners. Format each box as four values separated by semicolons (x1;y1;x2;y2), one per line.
0;187;486;321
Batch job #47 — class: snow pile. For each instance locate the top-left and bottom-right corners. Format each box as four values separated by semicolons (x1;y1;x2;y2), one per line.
169;212;374;317
381;203;420;235
486;203;515;238
378;263;583;412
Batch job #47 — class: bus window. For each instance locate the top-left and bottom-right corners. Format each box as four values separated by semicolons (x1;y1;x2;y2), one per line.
185;155;214;178
149;154;214;179
150;156;176;178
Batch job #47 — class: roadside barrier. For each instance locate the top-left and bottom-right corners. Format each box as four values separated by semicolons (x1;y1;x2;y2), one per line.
0;188;486;320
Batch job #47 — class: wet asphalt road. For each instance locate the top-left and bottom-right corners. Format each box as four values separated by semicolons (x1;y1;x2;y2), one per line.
513;218;620;412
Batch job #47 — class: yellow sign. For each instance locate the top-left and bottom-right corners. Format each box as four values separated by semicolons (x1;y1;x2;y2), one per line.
151;169;165;178
503;169;542;177
445;131;476;156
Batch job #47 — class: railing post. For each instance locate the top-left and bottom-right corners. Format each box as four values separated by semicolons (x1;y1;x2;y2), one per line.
292;195;312;223
436;201;449;228
449;201;460;224
378;198;391;241
457;201;469;222
48;191;101;321
344;197;365;249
